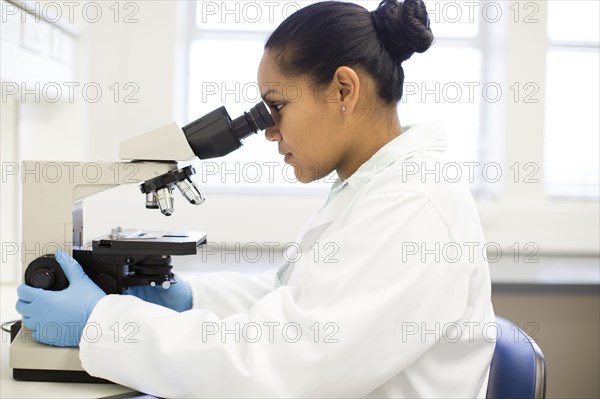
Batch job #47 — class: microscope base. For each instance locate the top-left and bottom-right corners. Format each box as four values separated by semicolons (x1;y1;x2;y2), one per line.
13;368;110;384
10;323;110;384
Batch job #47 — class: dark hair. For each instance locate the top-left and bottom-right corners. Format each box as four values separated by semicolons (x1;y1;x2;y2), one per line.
265;0;433;105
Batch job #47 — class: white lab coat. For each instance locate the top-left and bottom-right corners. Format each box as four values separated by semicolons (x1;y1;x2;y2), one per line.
80;122;496;398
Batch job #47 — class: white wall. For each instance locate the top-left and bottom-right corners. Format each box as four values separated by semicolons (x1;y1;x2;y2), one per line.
0;97;20;283
1;0;86;282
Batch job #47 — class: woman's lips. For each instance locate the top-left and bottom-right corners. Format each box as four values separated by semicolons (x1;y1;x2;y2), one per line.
284;153;293;163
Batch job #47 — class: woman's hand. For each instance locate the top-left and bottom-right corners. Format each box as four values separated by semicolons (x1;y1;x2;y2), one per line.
125;278;192;312
15;250;106;347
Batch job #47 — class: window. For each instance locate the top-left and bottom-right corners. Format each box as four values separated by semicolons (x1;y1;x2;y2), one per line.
186;1;495;195
545;0;600;198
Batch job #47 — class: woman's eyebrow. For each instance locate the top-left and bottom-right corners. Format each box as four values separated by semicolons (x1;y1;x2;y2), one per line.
261;88;281;101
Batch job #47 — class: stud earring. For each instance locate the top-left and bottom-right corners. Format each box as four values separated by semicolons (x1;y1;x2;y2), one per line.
342;106;347;112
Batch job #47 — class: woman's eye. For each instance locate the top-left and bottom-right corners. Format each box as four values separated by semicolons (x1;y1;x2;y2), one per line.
270;104;284;113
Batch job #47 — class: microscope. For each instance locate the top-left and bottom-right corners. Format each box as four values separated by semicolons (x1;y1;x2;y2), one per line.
9;102;274;383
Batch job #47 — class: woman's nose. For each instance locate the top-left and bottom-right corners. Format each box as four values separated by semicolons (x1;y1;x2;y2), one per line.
265;125;282;142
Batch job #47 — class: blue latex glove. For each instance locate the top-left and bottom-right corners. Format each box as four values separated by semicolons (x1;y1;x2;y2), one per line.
124;278;192;312
15;250;105;347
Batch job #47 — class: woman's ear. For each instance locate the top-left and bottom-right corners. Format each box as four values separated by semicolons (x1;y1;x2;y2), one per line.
333;66;360;114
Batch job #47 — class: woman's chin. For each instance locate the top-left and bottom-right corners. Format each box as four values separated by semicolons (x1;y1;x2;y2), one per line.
292;168;314;184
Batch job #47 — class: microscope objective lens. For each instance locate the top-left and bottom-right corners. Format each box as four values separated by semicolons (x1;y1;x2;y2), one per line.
146;192;159;209
156;187;175;216
176;179;205;205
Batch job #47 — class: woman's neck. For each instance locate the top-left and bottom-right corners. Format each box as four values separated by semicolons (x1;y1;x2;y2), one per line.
336;111;403;181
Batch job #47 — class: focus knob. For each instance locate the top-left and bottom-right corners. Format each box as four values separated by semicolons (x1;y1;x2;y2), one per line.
31;268;55;289
25;255;69;291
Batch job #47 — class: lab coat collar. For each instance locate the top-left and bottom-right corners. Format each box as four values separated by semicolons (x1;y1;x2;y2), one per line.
329;121;447;197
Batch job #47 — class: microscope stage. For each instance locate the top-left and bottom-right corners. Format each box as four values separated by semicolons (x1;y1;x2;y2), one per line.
93;230;207;256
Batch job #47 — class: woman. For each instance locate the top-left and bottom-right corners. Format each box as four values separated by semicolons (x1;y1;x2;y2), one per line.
17;1;495;397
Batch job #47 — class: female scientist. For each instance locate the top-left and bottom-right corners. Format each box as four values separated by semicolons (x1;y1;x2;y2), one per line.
16;0;496;397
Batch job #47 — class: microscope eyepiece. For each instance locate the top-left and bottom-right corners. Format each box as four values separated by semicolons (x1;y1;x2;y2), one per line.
183;101;274;159
232;101;274;140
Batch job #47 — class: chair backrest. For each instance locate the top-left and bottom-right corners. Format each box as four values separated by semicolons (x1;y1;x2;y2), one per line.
486;316;546;399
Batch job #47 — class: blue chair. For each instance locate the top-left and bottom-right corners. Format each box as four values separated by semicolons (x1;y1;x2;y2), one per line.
487;316;546;399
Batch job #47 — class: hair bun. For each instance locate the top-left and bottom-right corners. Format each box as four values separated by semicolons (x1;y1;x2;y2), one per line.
371;0;433;63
